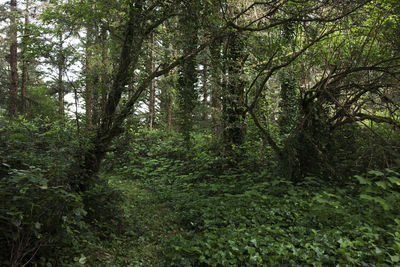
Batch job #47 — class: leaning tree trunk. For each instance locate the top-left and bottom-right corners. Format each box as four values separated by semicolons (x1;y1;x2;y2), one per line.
70;3;145;191
69;0;216;192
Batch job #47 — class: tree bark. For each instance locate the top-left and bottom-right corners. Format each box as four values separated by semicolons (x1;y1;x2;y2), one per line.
148;33;155;130
177;1;198;145
100;26;109;121
210;40;222;136
85;27;93;130
222;33;247;151
57;33;64;117
20;0;29;114
9;0;18;119
167;94;173;130
160;22;173;131
202;63;208;122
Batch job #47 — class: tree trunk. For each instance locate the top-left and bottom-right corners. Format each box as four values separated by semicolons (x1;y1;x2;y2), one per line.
70;1;209;191
9;0;18;119
148;33;155;130
167;94;173;130
160;22;173;131
85;27;93;130
222;33;247;152
100;26;109;121
177;1;198;145
20;0;29;114
202;63;208;122
57;33;64;117
210;40;222;137
91;25;101;127
71;3;145;191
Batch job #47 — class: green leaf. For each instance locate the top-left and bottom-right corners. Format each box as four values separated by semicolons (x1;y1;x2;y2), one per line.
375;181;387;189
390;255;400;263
388;176;400;186
78;255;86;265
360;194;374;201
1;162;10;168
354;175;370;185
368;170;384;177
374;197;390;211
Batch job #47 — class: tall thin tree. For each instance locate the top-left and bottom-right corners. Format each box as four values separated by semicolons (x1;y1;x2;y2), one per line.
9;0;18;119
57;33;65;117
177;0;199;145
148;33;155;130
20;0;29;114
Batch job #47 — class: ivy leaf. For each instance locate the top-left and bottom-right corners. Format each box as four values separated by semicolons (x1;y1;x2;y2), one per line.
388;176;400;186
375;181;387;189
78;255;86;265
354;175;370;185
374;197;390;211
360;194;374;201
368;170;384;177
390;255;400;263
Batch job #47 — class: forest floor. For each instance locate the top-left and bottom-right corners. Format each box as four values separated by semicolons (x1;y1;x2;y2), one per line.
79;171;400;266
86;176;178;266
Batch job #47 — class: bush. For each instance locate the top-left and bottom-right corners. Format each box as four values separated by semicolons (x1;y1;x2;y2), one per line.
0;118;87;266
0;167;85;266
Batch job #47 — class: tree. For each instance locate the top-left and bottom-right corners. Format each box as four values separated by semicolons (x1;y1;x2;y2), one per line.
9;0;18;119
20;0;30;114
222;32;247;153
148;32;155;130
209;39;223;137
176;0;199;145
69;0;207;190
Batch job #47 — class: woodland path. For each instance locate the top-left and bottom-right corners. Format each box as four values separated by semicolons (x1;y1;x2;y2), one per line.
88;177;179;266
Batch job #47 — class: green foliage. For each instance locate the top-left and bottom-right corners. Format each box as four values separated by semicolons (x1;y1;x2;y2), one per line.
111;130;400;266
0;167;85;266
83;177;125;238
83;177;180;266
355;169;400;214
1;0;400;265
0;118;125;266
163;174;400;266
0;118;85;265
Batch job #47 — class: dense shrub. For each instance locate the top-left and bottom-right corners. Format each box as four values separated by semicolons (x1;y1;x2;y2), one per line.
0;118;124;266
0;118;87;265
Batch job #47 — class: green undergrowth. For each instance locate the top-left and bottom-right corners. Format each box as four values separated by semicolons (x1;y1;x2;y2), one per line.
82;175;180;266
160;173;400;266
2;121;399;266
109;130;400;266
